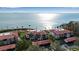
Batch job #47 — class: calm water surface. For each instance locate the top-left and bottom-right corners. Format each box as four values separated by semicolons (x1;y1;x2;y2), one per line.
0;13;79;30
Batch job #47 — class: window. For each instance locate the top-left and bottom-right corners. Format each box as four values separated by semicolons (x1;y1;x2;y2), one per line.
0;41;4;46
10;38;16;44
3;39;7;41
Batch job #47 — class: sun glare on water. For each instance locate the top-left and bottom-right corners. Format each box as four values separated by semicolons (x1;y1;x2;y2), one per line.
37;13;59;30
38;14;57;20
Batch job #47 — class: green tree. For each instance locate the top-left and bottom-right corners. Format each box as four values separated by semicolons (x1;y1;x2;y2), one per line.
26;45;43;51
74;39;79;46
16;31;32;51
16;39;32;51
48;34;55;42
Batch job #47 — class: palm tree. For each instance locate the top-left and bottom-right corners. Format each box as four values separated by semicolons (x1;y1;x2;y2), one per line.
28;25;31;31
16;26;18;29
6;26;8;29
74;23;78;32
29;25;31;27
21;26;24;29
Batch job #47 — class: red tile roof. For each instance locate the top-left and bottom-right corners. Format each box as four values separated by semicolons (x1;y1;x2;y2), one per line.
0;35;14;40
50;29;72;35
11;31;18;37
32;40;50;46
27;31;47;35
0;44;16;51
64;37;77;43
0;31;18;40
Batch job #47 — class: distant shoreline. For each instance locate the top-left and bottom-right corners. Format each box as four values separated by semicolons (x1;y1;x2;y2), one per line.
0;28;34;33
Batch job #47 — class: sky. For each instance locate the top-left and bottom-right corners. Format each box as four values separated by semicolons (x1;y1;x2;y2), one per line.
0;7;79;30
0;7;79;13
